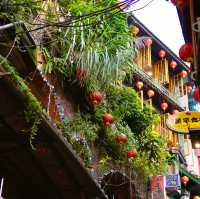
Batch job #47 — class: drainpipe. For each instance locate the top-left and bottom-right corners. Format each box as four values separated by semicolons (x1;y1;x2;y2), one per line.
0;21;22;31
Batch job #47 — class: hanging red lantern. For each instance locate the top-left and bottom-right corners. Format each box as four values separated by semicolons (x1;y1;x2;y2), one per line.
89;91;103;104
76;68;87;81
103;113;114;126
194;88;200;102
130;26;139;35
116;133;128;144
158;49;166;59
127;149;137;158
135;81;143;90
147;89;155;98
171;0;189;9
35;146;48;153
179;70;187;78
186;85;193;93
144;38;152;46
170;60;177;70
172;109;179;114
181;176;189;185
179;43;193;62
160;102;168;111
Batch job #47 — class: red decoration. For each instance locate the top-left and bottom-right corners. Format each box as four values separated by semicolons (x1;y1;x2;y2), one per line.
158;50;166;59
35;146;48;153
194;88;200;102
144;38;152;46
116;133;128;144
170;60;177;70
147;89;155;98
171;0;189;9
181;176;189;185
76;68;87;81
179;43;193;62
135;81;143;90
179;70;187;78
103;113;114;126
186;85;193;93
130;26;139;35
89;91;103;104
127;149;137;158
160;102;168;111
172;109;179;114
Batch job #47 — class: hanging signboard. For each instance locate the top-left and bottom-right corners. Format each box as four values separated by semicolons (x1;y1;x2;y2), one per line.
165;174;181;189
166;112;200;133
150;176;166;199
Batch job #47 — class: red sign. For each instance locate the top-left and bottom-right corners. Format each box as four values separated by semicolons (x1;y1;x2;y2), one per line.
150;176;166;199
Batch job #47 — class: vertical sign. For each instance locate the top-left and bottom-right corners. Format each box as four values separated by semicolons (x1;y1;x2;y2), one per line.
150;176;166;199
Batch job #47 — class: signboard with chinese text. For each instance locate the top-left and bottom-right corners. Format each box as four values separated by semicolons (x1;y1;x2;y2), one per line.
165;174;181;189
150;176;166;199
166;112;200;133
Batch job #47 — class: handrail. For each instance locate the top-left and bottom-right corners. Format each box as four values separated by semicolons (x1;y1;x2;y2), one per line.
132;64;185;111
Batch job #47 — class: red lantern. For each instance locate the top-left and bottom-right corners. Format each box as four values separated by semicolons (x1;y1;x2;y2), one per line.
147;89;155;98
186;85;193;93
160;102;168;111
135;81;143;90
179;70;187;78
181;176;189;185
89;91;103;104
127;149;137;158
194;88;200;102
171;0;189;9
172;109;179;114
103;113;114;126
35;146;48;153
179;43;193;62
170;60;177;70
158;50;166;59
144;38;152;46
116;133;128;144
76;68;87;81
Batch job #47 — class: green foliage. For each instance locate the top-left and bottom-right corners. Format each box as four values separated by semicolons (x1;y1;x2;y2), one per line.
1;58;42;145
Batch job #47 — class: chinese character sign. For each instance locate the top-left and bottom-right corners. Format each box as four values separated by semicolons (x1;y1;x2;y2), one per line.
165;174;181;189
166;112;200;133
150;176;166;199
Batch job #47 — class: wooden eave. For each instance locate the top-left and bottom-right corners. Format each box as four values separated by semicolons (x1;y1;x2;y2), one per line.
131;15;189;74
0;23;107;199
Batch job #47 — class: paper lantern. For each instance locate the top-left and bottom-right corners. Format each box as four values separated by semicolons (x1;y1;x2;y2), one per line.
158;49;166;59
160;102;168;111
127;149;137;158
135;81;143;90
147;89;155;98
171;0;189;8
170;60;177;70
194;88;200;102
179;43;193;62
130;26;139;35
181;176;189;185
144;38;152;46
186;85;193;93
89;91;103;104
103;113;114;126
172;109;179;114
179;70;187;78
116;133;128;144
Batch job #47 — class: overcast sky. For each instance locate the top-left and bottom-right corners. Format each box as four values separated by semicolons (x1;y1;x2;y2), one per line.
130;0;185;56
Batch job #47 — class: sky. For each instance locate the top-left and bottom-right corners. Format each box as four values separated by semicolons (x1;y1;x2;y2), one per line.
130;0;185;56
